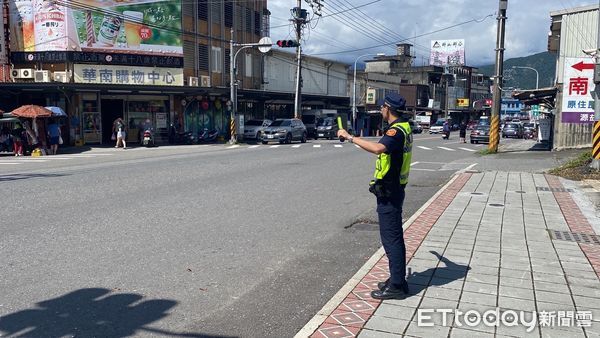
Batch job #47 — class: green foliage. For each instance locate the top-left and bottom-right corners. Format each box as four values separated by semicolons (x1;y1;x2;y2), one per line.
548;151;592;174
479;51;556;90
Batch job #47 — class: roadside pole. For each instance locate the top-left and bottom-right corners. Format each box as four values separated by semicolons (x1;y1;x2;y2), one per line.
489;0;508;153
592;0;600;169
293;0;303;119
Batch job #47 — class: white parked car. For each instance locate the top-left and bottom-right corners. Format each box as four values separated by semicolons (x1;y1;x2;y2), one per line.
429;120;445;134
243;119;272;141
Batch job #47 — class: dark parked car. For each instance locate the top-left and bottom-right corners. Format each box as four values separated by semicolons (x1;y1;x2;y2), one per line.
523;123;536;139
408;120;423;134
261;118;307;144
470;125;491;144
502;123;523;138
315;117;338;139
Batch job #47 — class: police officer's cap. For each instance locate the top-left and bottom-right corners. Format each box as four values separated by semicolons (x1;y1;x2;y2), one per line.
378;93;406;113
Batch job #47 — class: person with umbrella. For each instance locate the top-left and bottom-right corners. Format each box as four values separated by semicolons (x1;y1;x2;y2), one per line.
47;118;62;155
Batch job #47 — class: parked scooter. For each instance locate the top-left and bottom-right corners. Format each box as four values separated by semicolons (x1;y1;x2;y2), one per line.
197;128;219;143
141;128;155;147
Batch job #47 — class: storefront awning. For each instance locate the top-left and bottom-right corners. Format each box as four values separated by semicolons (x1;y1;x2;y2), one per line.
512;87;558;108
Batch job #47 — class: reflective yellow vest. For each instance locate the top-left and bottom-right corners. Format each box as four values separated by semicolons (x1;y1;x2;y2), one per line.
373;121;413;186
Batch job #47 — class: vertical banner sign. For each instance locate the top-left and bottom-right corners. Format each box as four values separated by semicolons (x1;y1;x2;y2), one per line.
561;57;596;123
0;0;7;64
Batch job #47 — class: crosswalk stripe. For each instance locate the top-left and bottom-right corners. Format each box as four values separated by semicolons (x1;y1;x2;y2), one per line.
0;162;21;165
270;145;280;148
334;145;343;148
437;146;455;151
459;147;476;152
410;161;420;167
292;145;301;148
313;145;321;148
248;145;260;149
226;145;240;149
355;145;360;148
417;146;432;150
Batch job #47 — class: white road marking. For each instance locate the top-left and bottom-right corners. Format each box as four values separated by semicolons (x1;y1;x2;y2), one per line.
410;161;420;167
417;146;432;150
437;146;455;151
459;147;476;152
313;145;321;148
334;145;343;148
270;145;280;148
248;145;260;149
292;145;301;148
226;145;240;149
0;162;21;165
464;163;478;171
355;145;360;148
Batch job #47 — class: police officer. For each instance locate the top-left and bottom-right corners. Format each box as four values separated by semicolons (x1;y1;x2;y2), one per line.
337;92;412;300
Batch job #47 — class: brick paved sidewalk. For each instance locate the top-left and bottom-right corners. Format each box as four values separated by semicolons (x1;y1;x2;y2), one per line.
300;172;600;338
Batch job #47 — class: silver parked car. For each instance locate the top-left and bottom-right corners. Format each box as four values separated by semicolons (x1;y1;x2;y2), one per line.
243;119;272;141
261;118;308;144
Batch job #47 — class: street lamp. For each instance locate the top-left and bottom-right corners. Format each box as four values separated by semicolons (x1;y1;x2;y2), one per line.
511;66;539;89
353;52;384;134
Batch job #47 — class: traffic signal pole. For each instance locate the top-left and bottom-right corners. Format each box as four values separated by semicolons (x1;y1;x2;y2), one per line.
293;0;303;119
488;0;508;153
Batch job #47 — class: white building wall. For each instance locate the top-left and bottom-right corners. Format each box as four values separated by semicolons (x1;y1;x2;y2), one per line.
553;6;598;149
263;51;348;97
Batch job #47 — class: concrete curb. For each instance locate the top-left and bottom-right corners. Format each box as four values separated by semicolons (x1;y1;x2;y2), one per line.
294;173;462;338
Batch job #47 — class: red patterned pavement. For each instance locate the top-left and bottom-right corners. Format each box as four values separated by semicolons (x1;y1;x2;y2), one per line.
309;173;473;338
545;174;600;279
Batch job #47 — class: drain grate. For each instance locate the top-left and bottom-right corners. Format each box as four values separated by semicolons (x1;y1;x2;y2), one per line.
489;203;505;207
536;187;574;193
471;192;484;195
548;230;600;245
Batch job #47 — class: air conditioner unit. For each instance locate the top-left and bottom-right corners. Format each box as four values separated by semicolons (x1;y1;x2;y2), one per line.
20;68;35;79
200;75;210;88
188;76;198;87
53;71;70;83
34;70;50;82
10;69;20;80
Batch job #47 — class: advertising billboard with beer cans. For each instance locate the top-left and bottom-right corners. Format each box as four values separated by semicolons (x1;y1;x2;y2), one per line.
8;0;182;57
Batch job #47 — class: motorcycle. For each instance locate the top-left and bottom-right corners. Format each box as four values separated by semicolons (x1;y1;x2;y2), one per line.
442;131;450;140
523;129;536;139
198;128;219;143
142;128;155;147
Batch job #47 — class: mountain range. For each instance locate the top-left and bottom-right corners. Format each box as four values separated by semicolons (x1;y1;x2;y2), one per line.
477;51;557;90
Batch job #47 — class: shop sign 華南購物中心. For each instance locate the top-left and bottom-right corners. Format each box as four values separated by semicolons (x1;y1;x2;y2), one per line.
8;0;182;57
561;57;597;123
74;64;183;86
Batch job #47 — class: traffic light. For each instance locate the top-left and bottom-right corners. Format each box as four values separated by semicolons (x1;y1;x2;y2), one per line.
276;40;300;48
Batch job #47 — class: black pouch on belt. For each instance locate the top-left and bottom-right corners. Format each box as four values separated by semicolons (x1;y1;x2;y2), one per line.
369;179;391;198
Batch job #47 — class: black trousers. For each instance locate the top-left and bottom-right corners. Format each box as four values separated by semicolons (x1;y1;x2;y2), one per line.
376;189;406;287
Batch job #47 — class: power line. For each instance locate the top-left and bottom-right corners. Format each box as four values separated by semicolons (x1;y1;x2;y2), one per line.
269;0;382;29
310;13;495;56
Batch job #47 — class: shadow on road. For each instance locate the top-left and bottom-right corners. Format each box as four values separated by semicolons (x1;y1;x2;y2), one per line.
405;251;470;296
0;288;236;338
0;173;68;182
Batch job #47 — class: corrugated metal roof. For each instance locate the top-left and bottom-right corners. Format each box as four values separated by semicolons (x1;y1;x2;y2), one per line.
550;4;599;18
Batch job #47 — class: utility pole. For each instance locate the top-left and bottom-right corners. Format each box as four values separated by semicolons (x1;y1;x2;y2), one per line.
488;0;508;153
293;0;303;119
592;0;600;169
230;29;236;144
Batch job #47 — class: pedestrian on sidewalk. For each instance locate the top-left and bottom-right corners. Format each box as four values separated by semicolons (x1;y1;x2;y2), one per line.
337;93;413;300
47;119;61;155
113;118;127;149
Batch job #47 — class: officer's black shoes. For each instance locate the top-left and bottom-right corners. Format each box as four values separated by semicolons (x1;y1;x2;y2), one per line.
377;278;390;291
371;282;409;300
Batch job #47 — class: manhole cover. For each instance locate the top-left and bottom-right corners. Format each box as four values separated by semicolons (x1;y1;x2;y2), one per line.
515;191;526;194
536;187;574;193
471;192;484;195
488;203;504;207
548;230;600;245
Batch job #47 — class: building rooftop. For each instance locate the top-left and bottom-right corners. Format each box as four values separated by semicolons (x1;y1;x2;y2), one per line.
550;4;598;17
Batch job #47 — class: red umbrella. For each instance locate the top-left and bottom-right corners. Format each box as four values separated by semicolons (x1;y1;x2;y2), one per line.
11;105;52;118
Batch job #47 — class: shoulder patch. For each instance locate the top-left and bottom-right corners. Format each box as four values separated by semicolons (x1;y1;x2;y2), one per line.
386;129;397;137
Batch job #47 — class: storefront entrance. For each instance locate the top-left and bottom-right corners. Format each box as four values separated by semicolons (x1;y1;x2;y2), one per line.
101;99;124;144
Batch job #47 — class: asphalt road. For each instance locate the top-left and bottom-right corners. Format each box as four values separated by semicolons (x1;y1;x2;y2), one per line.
0;134;580;337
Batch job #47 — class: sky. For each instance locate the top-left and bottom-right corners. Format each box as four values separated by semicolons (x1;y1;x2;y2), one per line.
268;0;595;68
